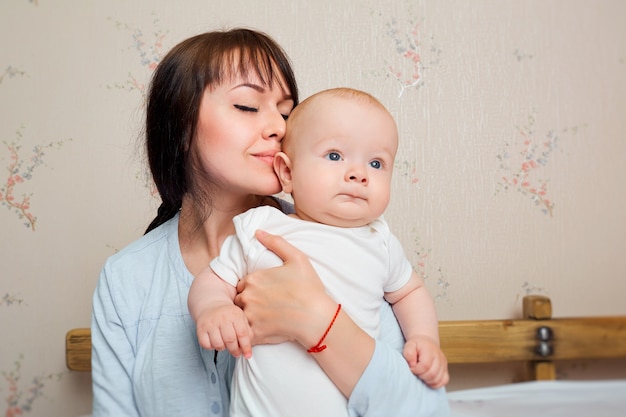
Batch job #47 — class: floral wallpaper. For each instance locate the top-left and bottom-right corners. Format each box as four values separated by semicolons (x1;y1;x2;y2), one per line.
1;0;625;415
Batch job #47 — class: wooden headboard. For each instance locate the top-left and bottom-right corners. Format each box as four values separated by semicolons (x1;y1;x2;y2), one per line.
66;295;626;380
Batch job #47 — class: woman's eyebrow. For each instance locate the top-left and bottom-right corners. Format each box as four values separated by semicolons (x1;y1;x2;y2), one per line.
231;82;293;102
231;82;265;92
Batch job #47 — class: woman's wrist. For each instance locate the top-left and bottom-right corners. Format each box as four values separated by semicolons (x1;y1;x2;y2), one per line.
307;304;342;353
305;308;376;397
291;291;339;348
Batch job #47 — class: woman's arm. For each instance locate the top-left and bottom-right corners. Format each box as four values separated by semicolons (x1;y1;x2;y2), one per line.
385;272;440;345
91;268;139;417
386;272;449;388
234;231;450;415
350;305;450;416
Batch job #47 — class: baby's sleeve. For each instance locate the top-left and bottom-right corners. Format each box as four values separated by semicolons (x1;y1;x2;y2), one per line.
209;208;267;286
209;234;247;287
383;230;415;294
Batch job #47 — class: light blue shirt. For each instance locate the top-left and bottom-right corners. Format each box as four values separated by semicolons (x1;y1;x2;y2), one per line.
92;213;449;416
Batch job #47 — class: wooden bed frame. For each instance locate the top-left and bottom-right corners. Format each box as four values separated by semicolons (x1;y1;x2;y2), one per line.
65;295;626;381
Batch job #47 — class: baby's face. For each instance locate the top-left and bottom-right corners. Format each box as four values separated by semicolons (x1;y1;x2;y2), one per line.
285;95;398;227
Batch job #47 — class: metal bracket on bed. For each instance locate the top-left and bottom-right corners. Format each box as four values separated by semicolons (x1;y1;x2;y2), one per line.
523;295;556;380
438;295;626;382
535;326;554;357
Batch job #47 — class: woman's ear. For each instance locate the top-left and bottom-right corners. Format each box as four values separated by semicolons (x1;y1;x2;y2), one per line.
274;151;294;193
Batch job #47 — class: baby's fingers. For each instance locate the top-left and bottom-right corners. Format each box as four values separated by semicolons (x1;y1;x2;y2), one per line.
233;320;253;359
402;340;419;367
216;323;245;357
416;352;449;388
197;329;216;351
204;326;229;352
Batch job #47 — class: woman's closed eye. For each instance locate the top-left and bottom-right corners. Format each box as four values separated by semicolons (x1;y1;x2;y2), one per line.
234;104;258;113
234;104;288;120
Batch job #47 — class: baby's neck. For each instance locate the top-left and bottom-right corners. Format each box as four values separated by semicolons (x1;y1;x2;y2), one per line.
289;210;372;229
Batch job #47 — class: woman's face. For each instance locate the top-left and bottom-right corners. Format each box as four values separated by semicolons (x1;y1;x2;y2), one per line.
193;70;294;200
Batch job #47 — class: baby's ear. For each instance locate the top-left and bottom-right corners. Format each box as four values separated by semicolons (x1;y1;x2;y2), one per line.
274;152;293;193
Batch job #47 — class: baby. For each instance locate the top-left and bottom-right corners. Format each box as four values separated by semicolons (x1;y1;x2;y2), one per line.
189;87;448;416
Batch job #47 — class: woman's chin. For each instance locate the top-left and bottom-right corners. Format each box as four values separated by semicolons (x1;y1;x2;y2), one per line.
257;181;283;197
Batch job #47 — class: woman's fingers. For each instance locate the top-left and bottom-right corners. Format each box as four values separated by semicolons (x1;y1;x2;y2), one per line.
254;229;307;264
234;230;331;347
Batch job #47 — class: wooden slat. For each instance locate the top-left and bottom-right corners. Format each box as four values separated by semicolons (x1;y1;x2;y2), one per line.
540;316;626;360
532;361;557;380
66;328;91;371
440;319;537;363
67;316;626;371
523;294;553;319
440;316;626;364
66;293;626;374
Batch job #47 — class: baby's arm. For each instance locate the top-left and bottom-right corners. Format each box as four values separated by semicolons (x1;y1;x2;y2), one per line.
384;271;449;388
188;267;252;358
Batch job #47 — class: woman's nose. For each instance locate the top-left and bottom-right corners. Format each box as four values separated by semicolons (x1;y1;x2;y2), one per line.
262;112;286;141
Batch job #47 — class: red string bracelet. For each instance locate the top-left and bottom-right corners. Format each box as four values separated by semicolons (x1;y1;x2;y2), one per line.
307;304;342;353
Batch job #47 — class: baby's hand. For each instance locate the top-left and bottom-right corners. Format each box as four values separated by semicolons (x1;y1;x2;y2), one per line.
196;303;253;359
403;336;449;389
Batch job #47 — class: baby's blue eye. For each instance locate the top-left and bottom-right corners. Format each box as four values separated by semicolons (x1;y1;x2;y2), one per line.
326;152;341;161
370;160;382;169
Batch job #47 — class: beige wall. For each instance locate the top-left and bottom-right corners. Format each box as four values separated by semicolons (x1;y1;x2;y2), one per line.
1;0;625;415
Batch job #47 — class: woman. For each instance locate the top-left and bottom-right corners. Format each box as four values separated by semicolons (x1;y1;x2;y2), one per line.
91;28;449;416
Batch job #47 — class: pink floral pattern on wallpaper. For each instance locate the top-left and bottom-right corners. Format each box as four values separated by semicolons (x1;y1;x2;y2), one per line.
496;112;582;216
1;67;71;231
369;9;448;300
106;15;167;98
107;15;167;198
392;159;450;300
371;12;441;97
0;67;26;85
1;127;71;231
411;234;450;301
1;294;24;307
394;160;420;185
386;17;423;97
514;48;534;62
515;281;549;308
2;355;63;417
2;299;64;416
2;47;66;417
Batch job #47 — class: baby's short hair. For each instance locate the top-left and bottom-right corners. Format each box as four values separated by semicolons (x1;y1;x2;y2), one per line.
284;87;392;149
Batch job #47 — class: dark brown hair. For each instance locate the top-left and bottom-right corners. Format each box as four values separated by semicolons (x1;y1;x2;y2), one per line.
144;28;299;233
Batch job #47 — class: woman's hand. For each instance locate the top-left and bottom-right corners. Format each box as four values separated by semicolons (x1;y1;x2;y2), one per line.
235;230;375;397
234;230;336;347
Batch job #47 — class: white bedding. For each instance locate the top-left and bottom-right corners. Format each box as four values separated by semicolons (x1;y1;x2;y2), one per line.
76;380;626;417
447;379;626;417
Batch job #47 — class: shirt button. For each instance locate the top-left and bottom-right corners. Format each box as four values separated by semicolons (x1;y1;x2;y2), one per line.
211;372;217;384
211;401;221;414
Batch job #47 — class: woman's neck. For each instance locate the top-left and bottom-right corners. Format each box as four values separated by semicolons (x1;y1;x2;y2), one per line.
178;193;274;276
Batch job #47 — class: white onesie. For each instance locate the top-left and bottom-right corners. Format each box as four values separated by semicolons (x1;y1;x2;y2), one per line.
210;205;414;417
